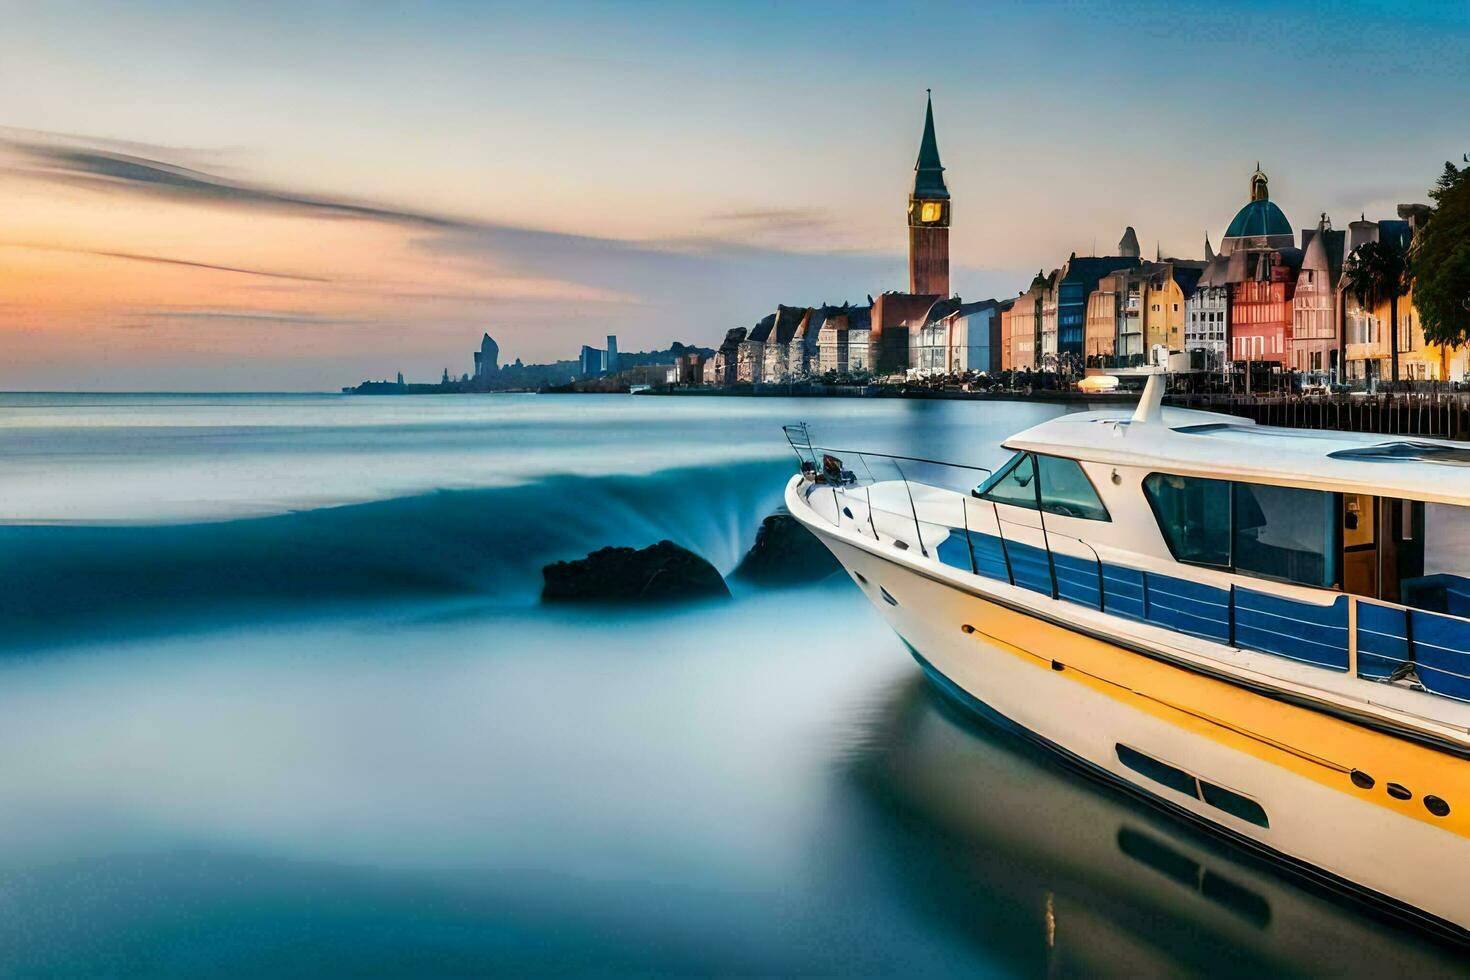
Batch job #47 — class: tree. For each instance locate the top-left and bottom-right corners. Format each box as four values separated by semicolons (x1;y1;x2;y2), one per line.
1343;237;1410;383
1412;157;1470;351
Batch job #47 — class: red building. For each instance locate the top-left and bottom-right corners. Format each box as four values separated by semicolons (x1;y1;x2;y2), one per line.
1229;253;1298;365
1218;168;1301;368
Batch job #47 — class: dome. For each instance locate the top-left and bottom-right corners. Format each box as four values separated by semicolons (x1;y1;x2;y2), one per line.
1224;199;1292;239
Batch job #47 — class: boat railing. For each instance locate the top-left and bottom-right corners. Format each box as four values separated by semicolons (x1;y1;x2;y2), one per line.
783;425;1470;704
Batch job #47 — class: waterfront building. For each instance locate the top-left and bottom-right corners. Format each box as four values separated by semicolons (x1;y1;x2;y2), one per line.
1291;215;1346;379
674;352;705;385
1084;273;1125;367
1343;217;1413;382
579;344;605;377
605;335;619;375
708;327;746;385
473;333;500;377
948;299;1004;373
814;304;873;375
909;297;962;375
1215;167;1299;368
847;307;873;373
763;305;811;382
1143;260;1205;365
736;313;775;383
1040;275;1058;365
1003;271;1050;372
788;306;829;380
1229;248;1302;366
872;291;941;375
1186;248;1230;372
816;314;846;375
1056;252;1140;361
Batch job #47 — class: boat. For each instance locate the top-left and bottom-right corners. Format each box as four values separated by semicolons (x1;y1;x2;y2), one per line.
783;374;1470;939
1076;374;1120;393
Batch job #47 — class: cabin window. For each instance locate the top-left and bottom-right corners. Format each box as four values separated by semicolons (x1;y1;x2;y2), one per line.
977;453;1110;522
1233;483;1333;587
1036;455;1110;521
1145;474;1336;588
1144;473;1231;566
975;453;1039;510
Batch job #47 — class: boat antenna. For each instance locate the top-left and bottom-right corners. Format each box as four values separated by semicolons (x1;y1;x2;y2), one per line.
1132;371;1165;425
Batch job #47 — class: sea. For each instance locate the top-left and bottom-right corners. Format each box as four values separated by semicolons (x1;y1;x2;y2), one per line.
0;392;1463;977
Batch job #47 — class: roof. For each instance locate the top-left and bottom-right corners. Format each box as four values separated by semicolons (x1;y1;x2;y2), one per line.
747;313;776;343
1170;264;1206;297
956;298;999;317
912;92;948;200
771;305;809;344
921;296;963;324
1003;408;1470;506
1225;199;1292;239
1061;256;1141;292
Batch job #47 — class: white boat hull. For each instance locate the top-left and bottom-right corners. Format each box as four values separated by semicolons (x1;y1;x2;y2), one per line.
791;478;1470;939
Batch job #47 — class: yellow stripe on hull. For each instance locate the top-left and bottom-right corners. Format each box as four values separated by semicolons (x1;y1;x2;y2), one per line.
959;594;1469;840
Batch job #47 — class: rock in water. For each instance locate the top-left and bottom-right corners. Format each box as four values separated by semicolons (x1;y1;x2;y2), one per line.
542;540;730;603
733;512;840;586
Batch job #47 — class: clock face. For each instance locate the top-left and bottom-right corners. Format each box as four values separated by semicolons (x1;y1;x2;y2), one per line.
920;201;942;224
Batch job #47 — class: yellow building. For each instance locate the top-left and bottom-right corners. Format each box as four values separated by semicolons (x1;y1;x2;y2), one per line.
1141;262;1203;361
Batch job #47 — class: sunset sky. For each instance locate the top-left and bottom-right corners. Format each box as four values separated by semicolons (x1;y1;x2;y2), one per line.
2;0;1467;390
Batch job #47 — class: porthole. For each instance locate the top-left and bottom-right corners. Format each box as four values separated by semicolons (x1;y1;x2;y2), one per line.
842;506;854;519
852;571;868;587
960;624;975;634
1050;660;1065;672
894;540;909;551
1386;783;1412;801
1350;770;1375;790
1425;796;1451;818
880;587;899;607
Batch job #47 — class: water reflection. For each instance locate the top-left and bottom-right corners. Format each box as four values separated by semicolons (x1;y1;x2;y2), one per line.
838;675;1467;976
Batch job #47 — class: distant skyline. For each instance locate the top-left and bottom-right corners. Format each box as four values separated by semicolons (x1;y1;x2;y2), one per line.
2;0;1467;390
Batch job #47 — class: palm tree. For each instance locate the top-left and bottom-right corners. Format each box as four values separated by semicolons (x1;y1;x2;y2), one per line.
1343;238;1410;384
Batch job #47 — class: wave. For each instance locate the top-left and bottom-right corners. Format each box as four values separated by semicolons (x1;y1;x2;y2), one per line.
0;459;794;651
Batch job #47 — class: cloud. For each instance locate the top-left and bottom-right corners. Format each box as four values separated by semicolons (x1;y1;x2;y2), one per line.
9;243;331;281
0;133;469;228
127;308;367;326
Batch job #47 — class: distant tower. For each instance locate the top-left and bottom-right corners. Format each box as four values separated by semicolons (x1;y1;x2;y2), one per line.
1118;226;1141;259
606;335;619;374
908;90;950;297
396;371;405;386
475;333;500;378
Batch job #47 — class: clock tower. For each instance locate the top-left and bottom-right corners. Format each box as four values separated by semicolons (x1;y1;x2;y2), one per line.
908;90;950;297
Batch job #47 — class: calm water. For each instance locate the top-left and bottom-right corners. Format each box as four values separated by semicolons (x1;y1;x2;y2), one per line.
0;393;1463;976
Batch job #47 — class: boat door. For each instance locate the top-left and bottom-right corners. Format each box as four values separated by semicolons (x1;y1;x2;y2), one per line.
1339;493;1424;602
1341;492;1378;598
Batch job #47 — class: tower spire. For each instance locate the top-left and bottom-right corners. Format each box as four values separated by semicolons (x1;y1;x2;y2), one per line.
912;90;948;199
